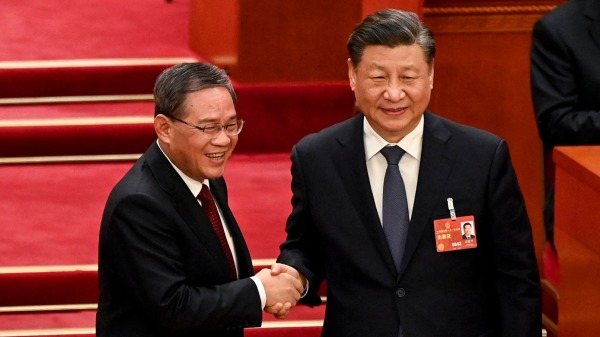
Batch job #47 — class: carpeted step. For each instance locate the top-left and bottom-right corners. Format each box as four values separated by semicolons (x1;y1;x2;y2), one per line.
0;58;198;103
1;0;195;62
0;153;292;265
0;265;98;308
0;322;323;337
0;82;354;157
0;262;325;332
0;309;324;333
0;102;155;157
0;261;325;311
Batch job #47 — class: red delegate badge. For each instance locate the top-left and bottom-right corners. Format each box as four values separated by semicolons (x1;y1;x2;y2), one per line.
433;215;477;252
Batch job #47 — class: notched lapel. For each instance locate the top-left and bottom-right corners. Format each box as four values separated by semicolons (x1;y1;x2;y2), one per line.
589;18;600;51
175;184;238;280
173;184;235;279
585;0;600;50
146;143;236;280
399;113;453;277
209;180;253;278
334;116;399;276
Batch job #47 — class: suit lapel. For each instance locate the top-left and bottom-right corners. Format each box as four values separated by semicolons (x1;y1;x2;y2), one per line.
209;179;254;278
585;0;600;51
398;112;453;277
333;115;399;276
145;142;238;280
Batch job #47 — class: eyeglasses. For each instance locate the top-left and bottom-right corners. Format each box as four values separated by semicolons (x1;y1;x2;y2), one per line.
167;115;245;138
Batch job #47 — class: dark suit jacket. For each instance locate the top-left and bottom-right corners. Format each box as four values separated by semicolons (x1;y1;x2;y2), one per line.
278;112;541;337
462;234;475;240
530;0;600;244
97;142;261;337
531;0;600;147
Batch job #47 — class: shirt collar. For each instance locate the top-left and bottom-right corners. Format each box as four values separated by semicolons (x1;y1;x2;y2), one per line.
157;140;207;197
363;115;424;161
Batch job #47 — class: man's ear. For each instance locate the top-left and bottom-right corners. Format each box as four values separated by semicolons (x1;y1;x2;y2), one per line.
429;59;435;90
347;58;357;92
154;114;171;144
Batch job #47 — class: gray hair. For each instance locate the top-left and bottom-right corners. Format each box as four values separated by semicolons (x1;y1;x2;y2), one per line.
153;63;236;118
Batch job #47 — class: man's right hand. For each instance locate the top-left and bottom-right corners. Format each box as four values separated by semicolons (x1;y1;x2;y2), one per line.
255;268;303;319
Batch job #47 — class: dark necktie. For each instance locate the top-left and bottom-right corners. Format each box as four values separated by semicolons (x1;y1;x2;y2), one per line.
198;184;237;279
380;146;410;273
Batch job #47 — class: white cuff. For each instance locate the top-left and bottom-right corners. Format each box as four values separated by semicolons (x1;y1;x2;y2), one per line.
250;276;267;309
301;279;309;298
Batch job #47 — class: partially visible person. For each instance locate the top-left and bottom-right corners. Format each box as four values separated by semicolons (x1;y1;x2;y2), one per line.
273;9;541;337
97;62;303;337
530;0;600;254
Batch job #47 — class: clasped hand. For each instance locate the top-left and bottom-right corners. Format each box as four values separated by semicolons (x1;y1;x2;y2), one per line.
255;263;306;319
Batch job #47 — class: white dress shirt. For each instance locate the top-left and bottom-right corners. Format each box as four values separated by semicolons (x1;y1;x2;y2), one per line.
363;115;424;224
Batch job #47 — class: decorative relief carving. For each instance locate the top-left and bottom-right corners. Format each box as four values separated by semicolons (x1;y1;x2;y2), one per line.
423;6;557;33
424;6;557;16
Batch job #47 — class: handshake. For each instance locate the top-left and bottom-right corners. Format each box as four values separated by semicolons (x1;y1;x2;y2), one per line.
255;263;307;319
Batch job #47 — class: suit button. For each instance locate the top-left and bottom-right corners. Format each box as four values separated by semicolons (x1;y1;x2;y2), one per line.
396;288;406;298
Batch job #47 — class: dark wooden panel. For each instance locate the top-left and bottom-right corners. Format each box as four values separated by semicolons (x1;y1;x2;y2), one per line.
234;0;360;82
189;0;423;82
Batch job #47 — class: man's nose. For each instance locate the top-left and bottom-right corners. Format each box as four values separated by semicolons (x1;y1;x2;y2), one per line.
383;81;406;101
211;127;232;144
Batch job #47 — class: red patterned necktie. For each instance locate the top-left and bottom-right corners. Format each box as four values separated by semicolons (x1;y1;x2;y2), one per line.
198;184;237;279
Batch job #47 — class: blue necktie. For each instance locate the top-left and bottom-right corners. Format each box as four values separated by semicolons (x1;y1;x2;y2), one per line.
380;146;409;273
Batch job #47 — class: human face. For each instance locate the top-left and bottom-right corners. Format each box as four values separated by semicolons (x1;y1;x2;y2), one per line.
348;44;434;143
160;87;238;182
464;224;472;236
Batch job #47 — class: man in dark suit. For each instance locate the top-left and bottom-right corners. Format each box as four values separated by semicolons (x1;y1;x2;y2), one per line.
97;63;303;337
530;0;600;252
462;222;475;240
273;9;541;337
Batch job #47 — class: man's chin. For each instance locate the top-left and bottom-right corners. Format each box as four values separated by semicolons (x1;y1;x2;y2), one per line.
203;167;227;180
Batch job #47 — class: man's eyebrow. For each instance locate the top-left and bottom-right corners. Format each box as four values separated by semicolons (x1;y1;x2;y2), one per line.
367;63;419;71
195;115;238;124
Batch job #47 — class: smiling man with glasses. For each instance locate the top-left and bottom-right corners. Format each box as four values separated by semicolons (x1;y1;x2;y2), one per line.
97;62;303;337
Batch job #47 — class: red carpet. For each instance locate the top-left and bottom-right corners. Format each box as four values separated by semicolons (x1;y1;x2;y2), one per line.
0;0;196;61
0;101;153;119
0;306;325;331
0;62;193;100
0;153;293;265
0;308;325;332
0;161;131;266
0;311;97;331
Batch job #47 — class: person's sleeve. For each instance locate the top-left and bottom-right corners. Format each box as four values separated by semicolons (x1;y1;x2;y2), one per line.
487;140;541;336
276;145;325;307
106;194;263;334
530;19;600;147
